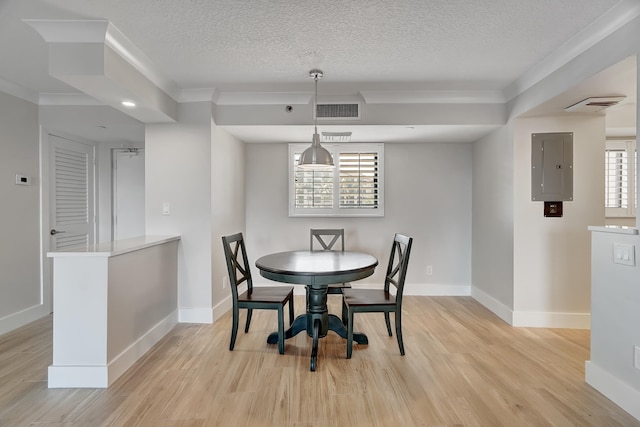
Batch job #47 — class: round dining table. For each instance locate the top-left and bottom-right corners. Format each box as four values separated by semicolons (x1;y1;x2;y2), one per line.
255;250;378;371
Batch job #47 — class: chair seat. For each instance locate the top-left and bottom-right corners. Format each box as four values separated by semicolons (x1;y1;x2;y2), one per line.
238;286;293;303
343;288;395;306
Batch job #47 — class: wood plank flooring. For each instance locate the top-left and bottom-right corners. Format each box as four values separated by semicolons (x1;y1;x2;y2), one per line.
1;296;638;426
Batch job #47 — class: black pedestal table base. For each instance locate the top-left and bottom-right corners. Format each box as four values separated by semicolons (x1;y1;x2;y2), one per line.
267;313;368;371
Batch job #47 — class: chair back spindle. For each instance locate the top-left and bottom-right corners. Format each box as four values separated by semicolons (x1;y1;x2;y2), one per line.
310;228;345;252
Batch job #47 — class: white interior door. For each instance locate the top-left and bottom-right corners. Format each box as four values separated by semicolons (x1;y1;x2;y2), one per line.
113;149;145;240
49;135;95;250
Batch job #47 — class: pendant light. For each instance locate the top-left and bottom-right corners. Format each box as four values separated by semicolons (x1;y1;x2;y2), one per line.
298;69;334;169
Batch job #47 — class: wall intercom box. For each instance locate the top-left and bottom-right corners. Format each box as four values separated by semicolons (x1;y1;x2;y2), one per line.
531;132;573;202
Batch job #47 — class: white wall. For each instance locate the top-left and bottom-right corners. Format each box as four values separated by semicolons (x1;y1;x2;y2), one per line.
145;102;213;322
471;123;515;321
0;92;44;334
512;116;606;328
245;142;472;294
587;229;640;421
211;125;246;313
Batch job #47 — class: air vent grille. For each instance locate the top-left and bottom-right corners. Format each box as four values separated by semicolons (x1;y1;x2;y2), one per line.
316;103;360;120
564;96;625;113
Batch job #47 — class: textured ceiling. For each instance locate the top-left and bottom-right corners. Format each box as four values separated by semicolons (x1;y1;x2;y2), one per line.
1;0;623;91
0;0;634;143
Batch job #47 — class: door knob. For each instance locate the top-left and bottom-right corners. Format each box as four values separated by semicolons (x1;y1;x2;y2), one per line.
50;229;66;236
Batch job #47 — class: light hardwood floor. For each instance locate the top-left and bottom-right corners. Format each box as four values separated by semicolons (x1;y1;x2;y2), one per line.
0;296;638;426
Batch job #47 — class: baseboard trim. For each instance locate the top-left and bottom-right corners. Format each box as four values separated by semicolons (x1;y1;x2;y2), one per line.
585;361;640;422
48;365;109;388
48;310;178;388
179;307;214;324
107;310;178;385
212;295;232;323
471;286;513;325
512;310;590;329
404;283;471;296
349;282;471;296
0;304;50;336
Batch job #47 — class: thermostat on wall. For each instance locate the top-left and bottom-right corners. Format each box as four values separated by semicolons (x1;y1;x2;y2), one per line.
15;174;31;185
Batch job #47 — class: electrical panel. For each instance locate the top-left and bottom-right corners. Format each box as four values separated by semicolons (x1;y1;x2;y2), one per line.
531;132;573;201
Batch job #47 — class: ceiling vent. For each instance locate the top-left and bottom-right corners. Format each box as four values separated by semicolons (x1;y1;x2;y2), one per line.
321;132;352;142
564;96;625;113
316;103;360;120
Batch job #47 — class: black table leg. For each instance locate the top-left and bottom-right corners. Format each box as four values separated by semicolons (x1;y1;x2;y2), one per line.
310;318;320;371
266;314;307;344
327;314;368;344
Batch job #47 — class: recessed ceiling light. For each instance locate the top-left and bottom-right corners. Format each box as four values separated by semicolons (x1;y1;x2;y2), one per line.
121;100;136;108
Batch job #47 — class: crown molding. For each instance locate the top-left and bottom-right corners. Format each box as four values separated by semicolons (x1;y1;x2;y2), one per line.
177;88;217;103
360;90;505;104
39;93;102;106
504;0;640;101
104;22;181;101
213;91;313;105
0;77;38;104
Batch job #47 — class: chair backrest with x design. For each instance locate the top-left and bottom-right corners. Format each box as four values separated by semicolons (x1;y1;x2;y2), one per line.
383;233;413;303
310;228;345;252
221;232;254;300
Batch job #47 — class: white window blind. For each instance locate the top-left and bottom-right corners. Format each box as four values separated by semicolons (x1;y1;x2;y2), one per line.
293;155;334;209
339;152;379;209
605;140;636;217
289;143;384;217
605;149;628;208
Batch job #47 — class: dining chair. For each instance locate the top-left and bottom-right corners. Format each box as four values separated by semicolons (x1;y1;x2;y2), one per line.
221;232;294;354
341;233;413;359
310;228;351;294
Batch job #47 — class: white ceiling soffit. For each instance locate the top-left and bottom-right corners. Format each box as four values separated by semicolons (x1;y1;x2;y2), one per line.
23;19;178;123
360;90;506;104
214;92;313;105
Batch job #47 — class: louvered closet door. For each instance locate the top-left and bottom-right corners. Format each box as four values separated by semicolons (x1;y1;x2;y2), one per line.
49;135;95;250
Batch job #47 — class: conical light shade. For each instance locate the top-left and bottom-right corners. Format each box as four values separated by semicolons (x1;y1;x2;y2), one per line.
298;132;334;169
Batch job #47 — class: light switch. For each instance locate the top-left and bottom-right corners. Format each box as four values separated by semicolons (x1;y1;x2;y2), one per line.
613;243;635;266
162;202;170;216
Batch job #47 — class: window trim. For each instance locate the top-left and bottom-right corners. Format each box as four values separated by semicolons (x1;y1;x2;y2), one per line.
288;143;384;217
605;139;636;218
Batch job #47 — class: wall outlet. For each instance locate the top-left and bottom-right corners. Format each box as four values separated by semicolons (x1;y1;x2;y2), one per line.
426;265;433;276
635;346;640;369
222;276;228;289
162;202;170;216
15;174;31;185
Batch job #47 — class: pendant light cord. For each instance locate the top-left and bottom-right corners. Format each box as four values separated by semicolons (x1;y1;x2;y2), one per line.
314;74;318;136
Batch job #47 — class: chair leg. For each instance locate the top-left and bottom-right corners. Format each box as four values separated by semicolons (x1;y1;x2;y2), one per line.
244;308;253;333
341;298;348;325
346;310;355;359
395;310;405;356
277;306;285;355
288;298;294;326
384;312;392;336
230;307;239;351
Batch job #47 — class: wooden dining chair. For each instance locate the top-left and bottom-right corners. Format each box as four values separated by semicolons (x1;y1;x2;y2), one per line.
310;228;351;294
341;233;413;358
221;232;294;354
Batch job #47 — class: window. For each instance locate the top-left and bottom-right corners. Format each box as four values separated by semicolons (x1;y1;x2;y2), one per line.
289;143;384;217
605;140;637;217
